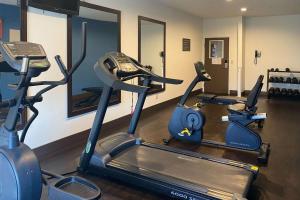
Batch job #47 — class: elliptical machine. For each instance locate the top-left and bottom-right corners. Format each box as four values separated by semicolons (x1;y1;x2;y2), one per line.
165;62;270;163
0;23;101;200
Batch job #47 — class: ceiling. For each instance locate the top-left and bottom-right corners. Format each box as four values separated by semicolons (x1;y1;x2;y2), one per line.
155;0;300;18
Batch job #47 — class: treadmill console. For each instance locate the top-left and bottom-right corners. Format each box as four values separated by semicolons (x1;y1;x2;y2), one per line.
0;41;50;74
103;52;142;78
195;62;211;81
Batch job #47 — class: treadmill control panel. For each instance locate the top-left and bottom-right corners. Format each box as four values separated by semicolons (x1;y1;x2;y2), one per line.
104;52;142;78
0;41;50;73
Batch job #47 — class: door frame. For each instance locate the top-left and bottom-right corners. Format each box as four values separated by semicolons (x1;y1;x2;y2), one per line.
203;37;230;95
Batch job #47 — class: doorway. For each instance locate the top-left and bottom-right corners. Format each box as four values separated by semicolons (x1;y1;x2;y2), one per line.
204;38;229;94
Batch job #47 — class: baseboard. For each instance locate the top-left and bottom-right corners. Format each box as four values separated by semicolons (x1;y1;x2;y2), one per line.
243;90;268;97
229;90;267;97
34;89;203;160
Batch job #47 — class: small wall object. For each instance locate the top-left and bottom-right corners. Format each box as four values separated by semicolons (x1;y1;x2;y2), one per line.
183;38;191;51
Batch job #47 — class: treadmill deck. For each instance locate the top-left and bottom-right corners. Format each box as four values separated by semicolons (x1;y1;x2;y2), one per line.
107;145;253;199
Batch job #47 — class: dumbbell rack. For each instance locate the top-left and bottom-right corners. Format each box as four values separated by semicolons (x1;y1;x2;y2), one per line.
267;69;300;100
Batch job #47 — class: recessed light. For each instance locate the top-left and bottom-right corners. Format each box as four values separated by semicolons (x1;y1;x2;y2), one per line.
241;7;247;12
226;0;232;2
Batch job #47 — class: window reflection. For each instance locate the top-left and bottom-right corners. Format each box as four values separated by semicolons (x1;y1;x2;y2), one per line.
68;3;121;117
138;17;166;95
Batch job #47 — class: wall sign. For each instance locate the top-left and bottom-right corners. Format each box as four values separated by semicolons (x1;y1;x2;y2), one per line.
182;38;191;51
209;40;224;65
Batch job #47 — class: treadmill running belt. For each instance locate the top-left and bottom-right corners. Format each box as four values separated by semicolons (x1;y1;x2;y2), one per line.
109;145;252;197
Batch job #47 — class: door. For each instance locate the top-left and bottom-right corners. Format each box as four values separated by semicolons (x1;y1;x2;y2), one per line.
204;38;229;94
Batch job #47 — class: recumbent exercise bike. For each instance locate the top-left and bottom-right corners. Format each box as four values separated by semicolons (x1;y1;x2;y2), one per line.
165;62;270;163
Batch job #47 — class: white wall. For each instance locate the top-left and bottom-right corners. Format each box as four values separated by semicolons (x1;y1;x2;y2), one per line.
203;15;300;93
203;17;241;92
26;0;203;148
244;15;300;91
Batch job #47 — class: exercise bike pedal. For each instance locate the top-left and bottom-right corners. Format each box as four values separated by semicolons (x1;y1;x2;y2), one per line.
257;143;271;164
257;120;264;129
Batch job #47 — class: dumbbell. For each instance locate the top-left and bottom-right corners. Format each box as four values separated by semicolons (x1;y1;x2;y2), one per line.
268;87;275;95
274;88;281;96
274;77;284;83
269;77;275;82
279;77;284;83
281;88;288;96
287;89;293;96
286;68;291;72
293;90;300;96
286;77;292;83
274;77;280;83
270;68;275;72
292;78;299;84
275;68;280;72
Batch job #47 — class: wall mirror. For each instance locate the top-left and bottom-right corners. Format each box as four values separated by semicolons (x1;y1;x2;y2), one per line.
138;16;166;95
0;0;27;128
67;2;121;117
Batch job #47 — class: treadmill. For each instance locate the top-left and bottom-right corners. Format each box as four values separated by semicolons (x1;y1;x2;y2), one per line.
78;52;259;200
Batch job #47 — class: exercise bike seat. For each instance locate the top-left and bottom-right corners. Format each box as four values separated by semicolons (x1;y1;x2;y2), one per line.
228;103;246;112
198;94;246;105
199;75;264;113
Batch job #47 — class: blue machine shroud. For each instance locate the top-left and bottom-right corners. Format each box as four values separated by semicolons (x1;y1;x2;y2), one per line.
168;106;205;143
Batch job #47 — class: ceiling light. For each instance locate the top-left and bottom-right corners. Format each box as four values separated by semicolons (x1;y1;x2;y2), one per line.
226;0;233;2
241;7;247;12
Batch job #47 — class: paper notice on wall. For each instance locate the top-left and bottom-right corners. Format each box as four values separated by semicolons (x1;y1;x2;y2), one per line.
9;29;20;42
212;58;222;65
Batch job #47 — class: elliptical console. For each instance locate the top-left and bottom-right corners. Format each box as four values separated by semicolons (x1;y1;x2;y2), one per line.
0;41;49;200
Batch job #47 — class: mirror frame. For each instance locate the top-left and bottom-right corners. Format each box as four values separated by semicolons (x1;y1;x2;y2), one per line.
0;0;27;129
138;16;166;95
67;1;121;118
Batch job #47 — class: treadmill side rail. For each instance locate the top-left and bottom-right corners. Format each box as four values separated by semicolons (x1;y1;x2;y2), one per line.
143;142;259;175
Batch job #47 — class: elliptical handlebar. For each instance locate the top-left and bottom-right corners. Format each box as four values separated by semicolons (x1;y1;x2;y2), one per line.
30;22;87;97
20;22;87;142
55;22;87;83
54;22;87;83
16;57;30;89
68;22;87;78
